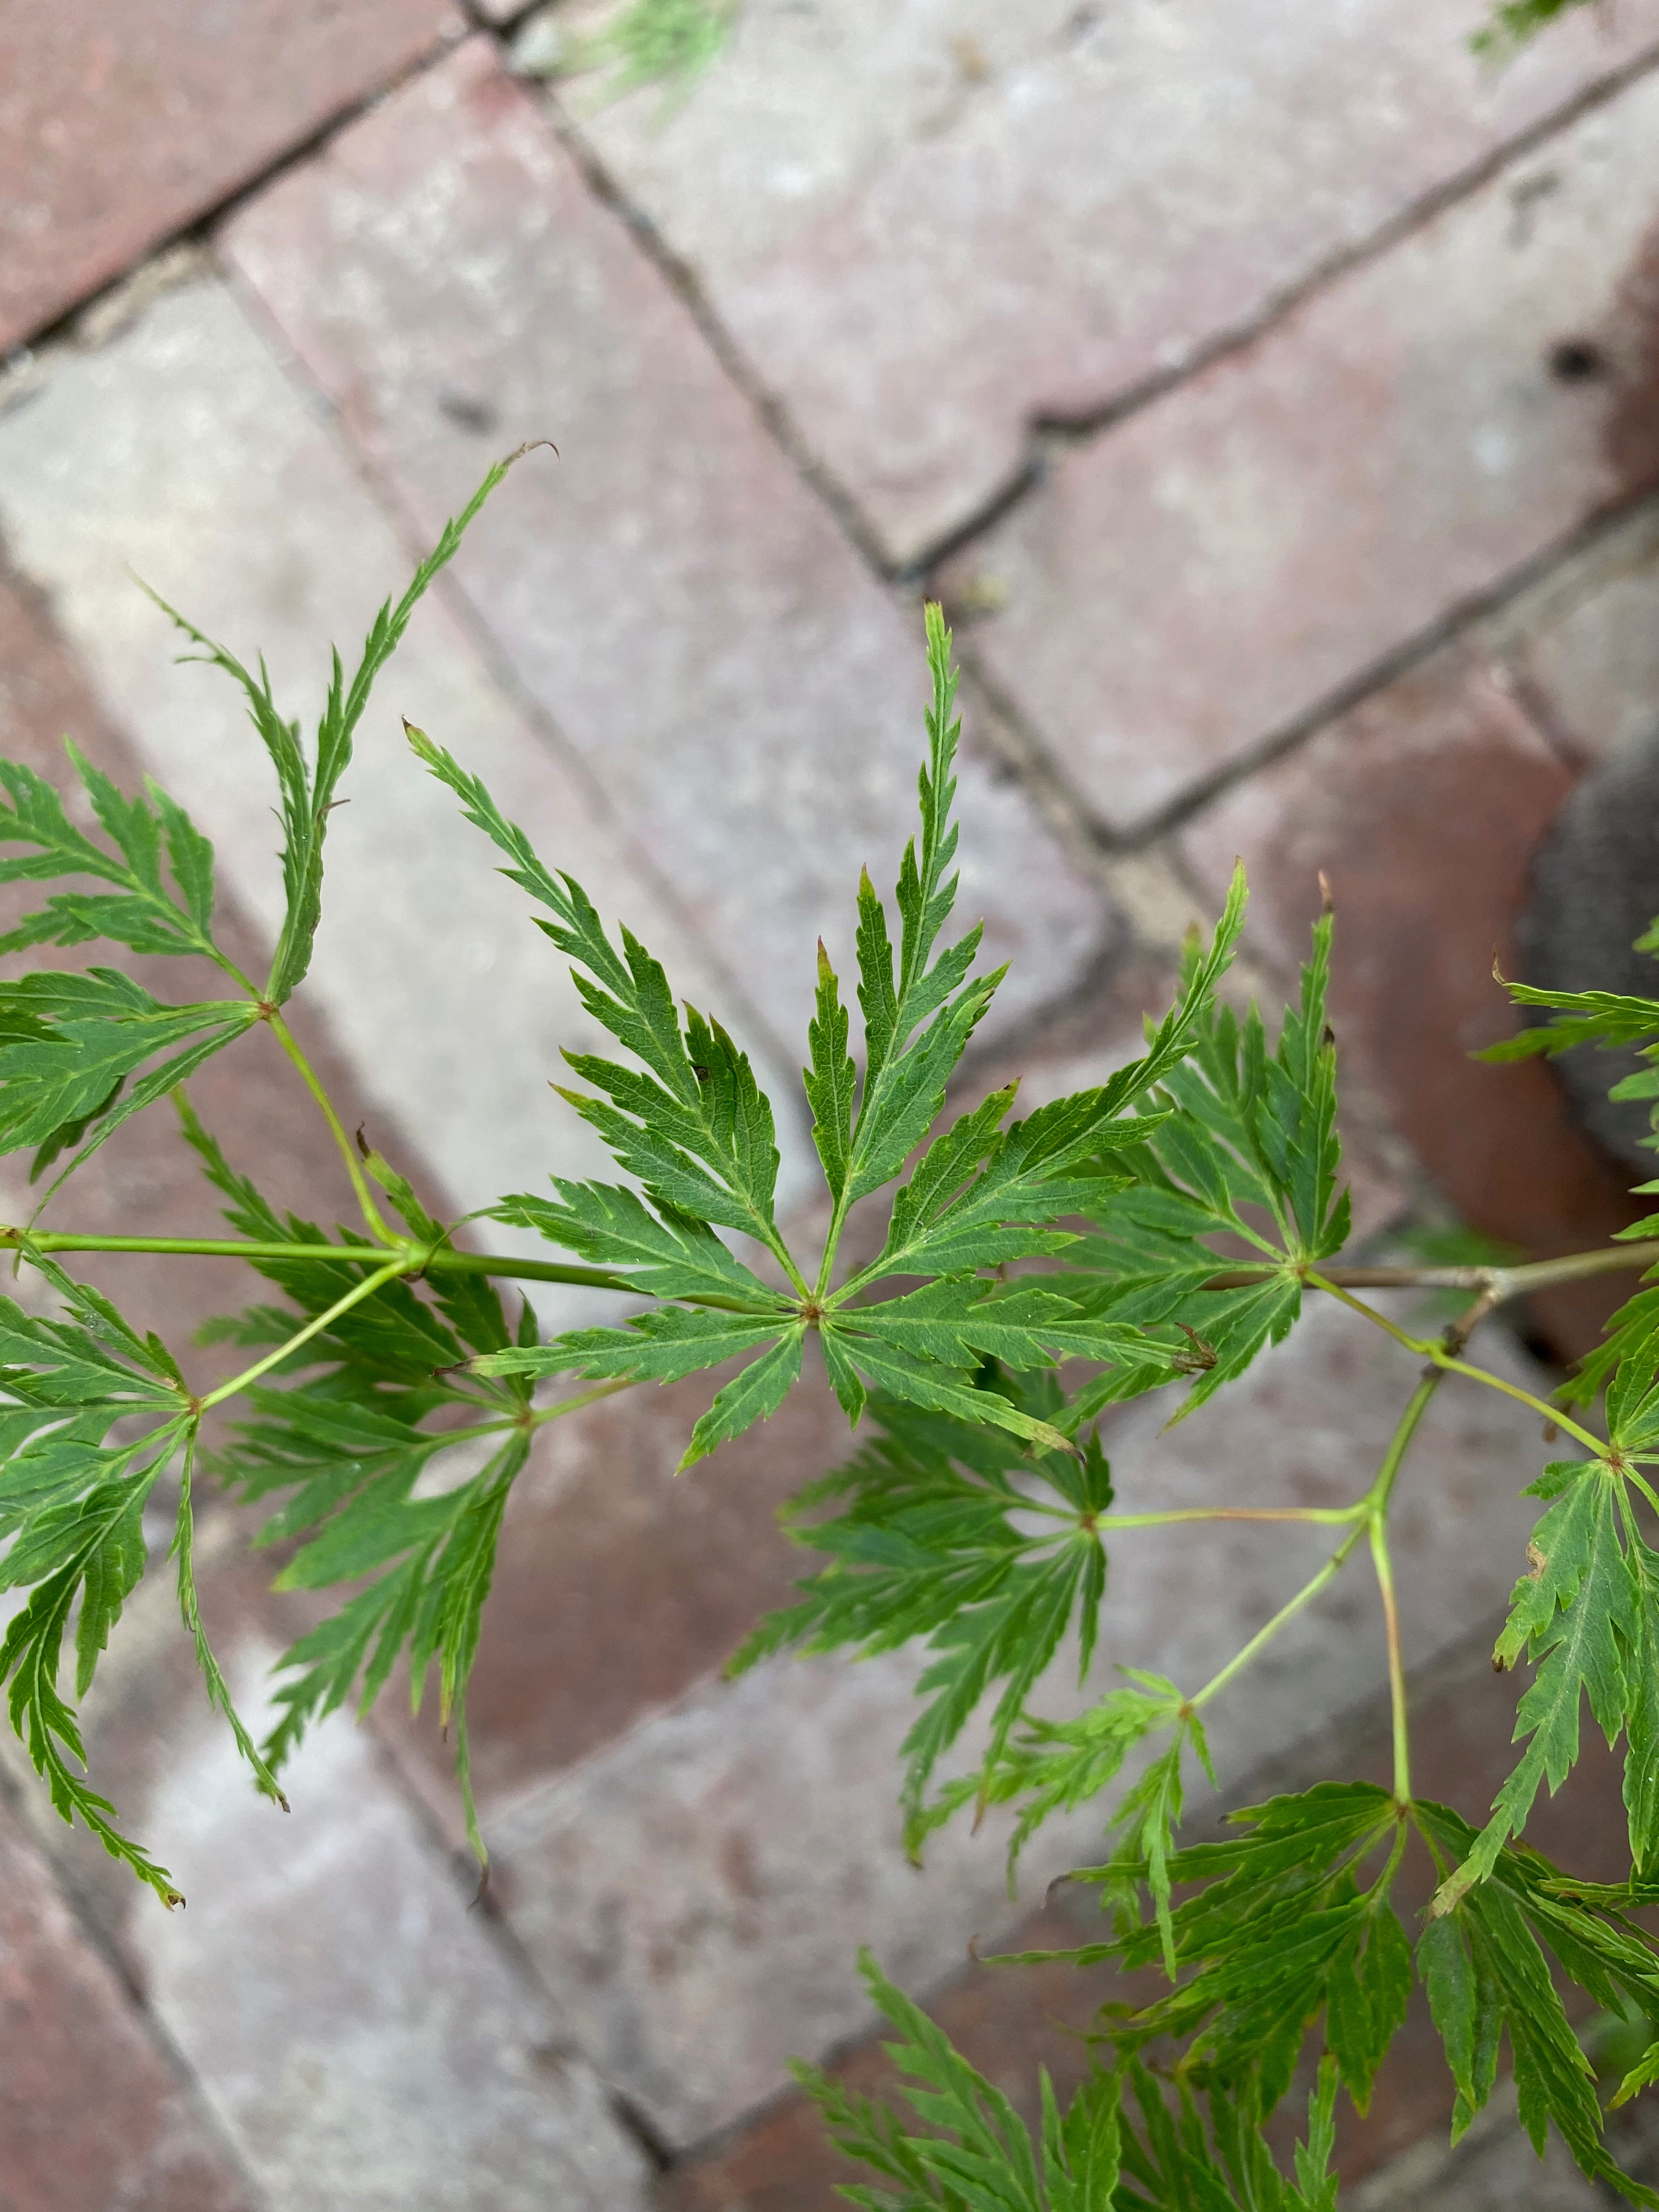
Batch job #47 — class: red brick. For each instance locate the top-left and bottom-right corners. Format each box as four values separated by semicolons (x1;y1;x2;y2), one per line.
1180;646;1640;1359
13;1557;652;2210
0;1784;255;2212
219;38;1119;1057
549;0;1659;565
0;0;461;356
942;67;1659;837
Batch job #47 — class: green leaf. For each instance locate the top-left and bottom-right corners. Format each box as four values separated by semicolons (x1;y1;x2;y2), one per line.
261;1430;534;1858
1435;1461;1636;1910
731;1387;1109;1825
805;937;857;1199
1418;1910;1502;2141
1417;1800;1659;2204
1626;1538;1659;1879
1113;2058;1340;2212
0;971;256;1186
148;450;527;1004
680;1327;805;1470
1063;908;1349;1424
1;1564;183;1908
172;1435;286;1808
1036;1783;1403;2120
814;1331;1074;1457
488;1179;784;1307
1480;981;1659;1062
797;1950;1109;2212
477;1306;805;1467
408;1434;525;1860
411;719;795;1264
832;1276;1169;1378
0;1395;188;1909
477;1304;791;1386
0;748;226;964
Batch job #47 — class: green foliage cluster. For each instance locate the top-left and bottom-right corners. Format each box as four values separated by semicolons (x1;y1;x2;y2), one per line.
9;455;1659;2200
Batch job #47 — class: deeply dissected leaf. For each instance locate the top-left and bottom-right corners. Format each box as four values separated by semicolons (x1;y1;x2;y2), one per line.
1417;1800;1659;2205
0;1280;190;1909
0;748;226;964
261;1429;534;1856
1006;1784;1405;2122
149;450;527;1004
795;1950;1119;2212
410;721;795;1263
177;1113;549;1826
0;969;256;1186
1115;2058;1341;2212
1064;911;1351;1423
489;1179;781;1306
1435;1459;1642;1910
730;1386;1113;1829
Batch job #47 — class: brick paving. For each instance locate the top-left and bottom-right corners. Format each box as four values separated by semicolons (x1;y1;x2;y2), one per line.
5;5;1659;2207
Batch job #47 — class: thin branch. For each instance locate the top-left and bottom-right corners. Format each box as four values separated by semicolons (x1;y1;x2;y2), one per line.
1095;1504;1363;1531
1206;1242;1654;1299
200;1257;409;1409
1190;1523;1369;1712
0;1229;768;1309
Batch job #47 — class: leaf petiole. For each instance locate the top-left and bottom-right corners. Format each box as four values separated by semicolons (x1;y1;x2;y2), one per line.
200;1256;409;1409
1189;1522;1369;1714
1305;1269;1610;1458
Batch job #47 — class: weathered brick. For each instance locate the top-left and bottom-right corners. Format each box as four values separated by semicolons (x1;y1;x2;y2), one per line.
0;0;462;357
541;0;1659;565
219;37;1118;1055
1483;489;1659;763
944;66;1659;837
0;276;815;1329
1178;644;1640;1358
483;1292;1552;2146
0;1782;255;2212
8;1556;653;2212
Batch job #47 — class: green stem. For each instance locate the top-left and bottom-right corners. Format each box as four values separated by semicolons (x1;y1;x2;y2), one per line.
268;1013;396;1245
1096;1504;1364;1531
1361;1370;1442;1515
0;1229;775;1310
1358;1371;1441;1805
1371;1518;1410;1804
1431;1352;1607;1455
1213;1243;1657;1299
1303;1271;1425;1355
200;1257;409;1408
1304;1270;1609;1459
1190;1523;1368;1712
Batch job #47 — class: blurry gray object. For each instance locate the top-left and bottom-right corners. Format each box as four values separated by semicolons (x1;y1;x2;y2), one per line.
1519;732;1659;1174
